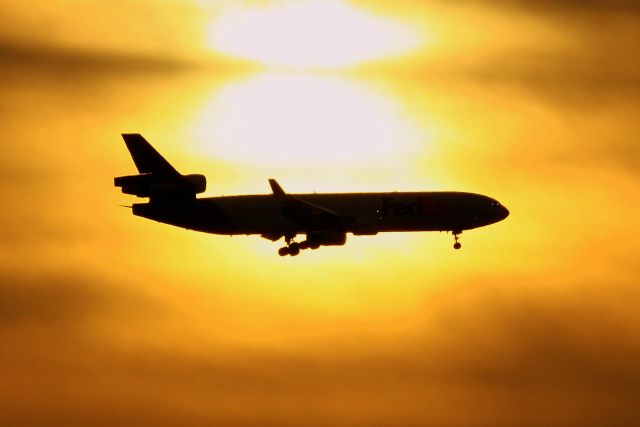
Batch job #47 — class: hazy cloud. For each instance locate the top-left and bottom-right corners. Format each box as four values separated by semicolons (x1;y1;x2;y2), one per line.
0;270;161;328
1;274;639;426
0;2;638;425
454;0;640;15
0;39;194;76
452;48;640;105
0;273;104;326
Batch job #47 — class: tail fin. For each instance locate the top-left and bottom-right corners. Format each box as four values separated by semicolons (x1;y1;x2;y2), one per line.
121;133;179;176
116;134;206;199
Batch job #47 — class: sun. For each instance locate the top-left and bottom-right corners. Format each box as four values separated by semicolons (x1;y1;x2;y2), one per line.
207;0;422;68
190;71;425;168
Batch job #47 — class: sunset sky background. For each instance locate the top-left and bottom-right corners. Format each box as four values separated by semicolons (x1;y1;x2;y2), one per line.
1;1;640;425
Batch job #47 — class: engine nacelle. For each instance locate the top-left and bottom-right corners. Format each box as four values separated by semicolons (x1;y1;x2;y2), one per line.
183;174;207;194
352;217;379;236
307;231;347;247
114;173;206;198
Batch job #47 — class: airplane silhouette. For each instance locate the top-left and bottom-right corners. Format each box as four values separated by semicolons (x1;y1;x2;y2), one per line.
115;134;509;256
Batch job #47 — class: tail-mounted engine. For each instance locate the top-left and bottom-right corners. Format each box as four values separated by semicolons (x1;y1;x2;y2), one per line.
114;173;206;199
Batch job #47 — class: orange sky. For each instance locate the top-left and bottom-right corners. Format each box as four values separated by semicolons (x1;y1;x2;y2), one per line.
1;1;640;426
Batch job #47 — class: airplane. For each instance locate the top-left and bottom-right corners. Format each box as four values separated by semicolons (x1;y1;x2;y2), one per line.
115;134;509;256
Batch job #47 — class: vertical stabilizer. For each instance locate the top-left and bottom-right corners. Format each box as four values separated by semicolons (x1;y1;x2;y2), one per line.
121;133;180;176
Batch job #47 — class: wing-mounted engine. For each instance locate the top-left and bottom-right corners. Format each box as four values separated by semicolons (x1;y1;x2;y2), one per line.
306;231;347;247
352;217;379;236
114;173;206;198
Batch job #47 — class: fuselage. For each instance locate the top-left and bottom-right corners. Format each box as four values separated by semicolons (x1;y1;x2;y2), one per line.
131;191;509;237
115;133;509;254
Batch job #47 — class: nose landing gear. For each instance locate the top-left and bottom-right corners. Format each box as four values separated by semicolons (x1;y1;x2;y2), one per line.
453;230;462;250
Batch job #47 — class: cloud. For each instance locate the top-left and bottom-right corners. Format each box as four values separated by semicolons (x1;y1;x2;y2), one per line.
0;273;99;326
0;3;637;425
452;47;640;105
0;270;161;328
1;273;639;426
453;0;640;15
0;39;194;77
455;44;640;174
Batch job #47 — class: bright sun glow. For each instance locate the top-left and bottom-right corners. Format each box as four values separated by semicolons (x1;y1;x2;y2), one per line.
190;72;425;167
208;0;422;68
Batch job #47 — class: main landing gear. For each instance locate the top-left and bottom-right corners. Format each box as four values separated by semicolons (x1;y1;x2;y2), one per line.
453;230;462;250
276;232;302;257
278;242;301;257
278;234;319;256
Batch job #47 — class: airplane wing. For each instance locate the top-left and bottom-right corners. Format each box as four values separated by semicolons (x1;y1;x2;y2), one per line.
268;179;349;229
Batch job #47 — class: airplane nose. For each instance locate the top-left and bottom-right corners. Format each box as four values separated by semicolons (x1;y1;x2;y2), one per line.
499;205;509;220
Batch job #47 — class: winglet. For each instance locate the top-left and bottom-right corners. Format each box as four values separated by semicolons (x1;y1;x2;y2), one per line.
268;179;286;196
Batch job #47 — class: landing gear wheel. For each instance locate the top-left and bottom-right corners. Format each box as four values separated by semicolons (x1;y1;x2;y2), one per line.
279;232;301;256
278;247;290;257
279;242;301;256
299;241;310;250
454;242;462;250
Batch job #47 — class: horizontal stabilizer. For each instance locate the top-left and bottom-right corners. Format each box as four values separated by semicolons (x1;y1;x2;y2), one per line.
122;133;179;176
